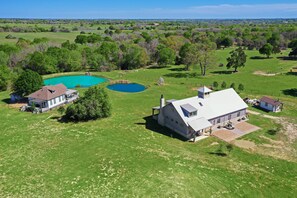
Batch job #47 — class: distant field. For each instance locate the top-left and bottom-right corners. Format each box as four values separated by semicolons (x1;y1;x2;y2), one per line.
0;32;80;44
0;48;297;197
0;22;113;44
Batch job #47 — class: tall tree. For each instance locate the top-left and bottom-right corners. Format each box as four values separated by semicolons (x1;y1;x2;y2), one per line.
226;47;247;72
157;46;176;66
259;43;273;58
180;43;216;76
197;43;216;76
121;44;149;70
26;52;57;74
13;70;43;96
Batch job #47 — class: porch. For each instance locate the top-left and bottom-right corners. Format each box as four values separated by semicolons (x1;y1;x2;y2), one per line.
65;89;79;103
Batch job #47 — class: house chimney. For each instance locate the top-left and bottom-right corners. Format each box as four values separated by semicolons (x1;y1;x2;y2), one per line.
160;94;165;108
158;94;165;126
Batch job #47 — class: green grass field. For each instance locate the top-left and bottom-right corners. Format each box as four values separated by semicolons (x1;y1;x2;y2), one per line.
0;49;297;197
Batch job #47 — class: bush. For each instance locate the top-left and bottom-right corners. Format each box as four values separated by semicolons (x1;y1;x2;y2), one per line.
213;81;219;89
65;86;111;121
221;81;227;89
230;83;236;89
238;84;244;92
5;34;16;39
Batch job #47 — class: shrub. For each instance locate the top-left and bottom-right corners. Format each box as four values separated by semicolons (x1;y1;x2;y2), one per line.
65;86;111;121
221;81;227;89
238;84;245;92
230;83;236;89
213;81;219;89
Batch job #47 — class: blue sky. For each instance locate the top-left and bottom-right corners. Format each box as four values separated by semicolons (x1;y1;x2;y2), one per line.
1;0;297;19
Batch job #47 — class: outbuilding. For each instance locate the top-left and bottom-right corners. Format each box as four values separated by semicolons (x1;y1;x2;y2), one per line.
259;96;283;112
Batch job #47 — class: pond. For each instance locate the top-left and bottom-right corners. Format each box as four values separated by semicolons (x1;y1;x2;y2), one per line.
107;83;146;93
44;75;107;89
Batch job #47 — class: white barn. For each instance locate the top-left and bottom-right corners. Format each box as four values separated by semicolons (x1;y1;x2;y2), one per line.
152;87;248;139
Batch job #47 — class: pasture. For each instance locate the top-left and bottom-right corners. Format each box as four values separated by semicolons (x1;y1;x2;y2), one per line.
0;49;296;197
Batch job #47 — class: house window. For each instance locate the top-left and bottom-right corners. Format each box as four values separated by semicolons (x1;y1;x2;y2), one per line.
59;96;61;102
237;112;241;117
54;99;56;104
217;118;221;124
50;100;53;106
265;102;268;107
188;111;197;117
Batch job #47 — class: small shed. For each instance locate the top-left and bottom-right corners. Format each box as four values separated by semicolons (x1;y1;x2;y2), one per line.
259;96;283;112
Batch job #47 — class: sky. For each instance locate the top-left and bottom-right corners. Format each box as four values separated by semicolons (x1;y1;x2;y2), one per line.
1;0;297;19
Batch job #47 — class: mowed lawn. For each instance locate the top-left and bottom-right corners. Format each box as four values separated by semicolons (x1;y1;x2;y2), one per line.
0;50;297;197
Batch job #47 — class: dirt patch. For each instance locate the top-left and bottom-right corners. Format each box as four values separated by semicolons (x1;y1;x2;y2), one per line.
233;140;256;150
253;71;278;76
277;118;297;143
259;136;284;146
212;130;240;142
210;142;219;146
8;103;27;109
236;122;261;133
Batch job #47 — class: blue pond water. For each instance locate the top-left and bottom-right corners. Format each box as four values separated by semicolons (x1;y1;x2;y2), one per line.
107;83;146;93
44;75;107;89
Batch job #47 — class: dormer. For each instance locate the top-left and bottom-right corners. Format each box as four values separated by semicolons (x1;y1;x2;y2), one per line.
181;104;197;118
198;86;212;99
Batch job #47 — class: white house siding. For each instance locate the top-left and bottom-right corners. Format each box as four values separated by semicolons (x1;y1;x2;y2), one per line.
209;109;246;126
260;101;274;111
47;95;66;109
162;104;189;138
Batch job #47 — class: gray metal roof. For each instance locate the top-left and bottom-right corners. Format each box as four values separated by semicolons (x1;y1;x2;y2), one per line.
181;103;197;113
188;117;212;131
166;99;177;104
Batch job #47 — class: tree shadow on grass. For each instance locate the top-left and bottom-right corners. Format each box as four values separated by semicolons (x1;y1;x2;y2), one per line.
168;67;186;72
135;116;188;141
163;72;200;78
286;72;297;76
1;98;11;104
147;65;170;70
1;98;27;104
283;88;297;97
208;151;228;157
277;56;297;61
250;56;270;60
210;71;233;75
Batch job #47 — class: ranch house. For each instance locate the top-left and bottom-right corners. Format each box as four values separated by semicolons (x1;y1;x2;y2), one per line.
152;87;248;140
27;84;79;112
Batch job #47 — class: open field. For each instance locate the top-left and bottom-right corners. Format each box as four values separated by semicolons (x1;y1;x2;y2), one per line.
0;49;297;197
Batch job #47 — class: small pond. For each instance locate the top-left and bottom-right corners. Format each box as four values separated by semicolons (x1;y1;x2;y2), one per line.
44;75;107;89
107;83;146;93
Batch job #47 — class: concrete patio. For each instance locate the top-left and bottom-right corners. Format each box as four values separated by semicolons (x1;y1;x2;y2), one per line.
212;122;260;142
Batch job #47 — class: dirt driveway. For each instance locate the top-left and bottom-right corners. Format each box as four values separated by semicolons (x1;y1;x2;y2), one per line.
212;122;260;142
